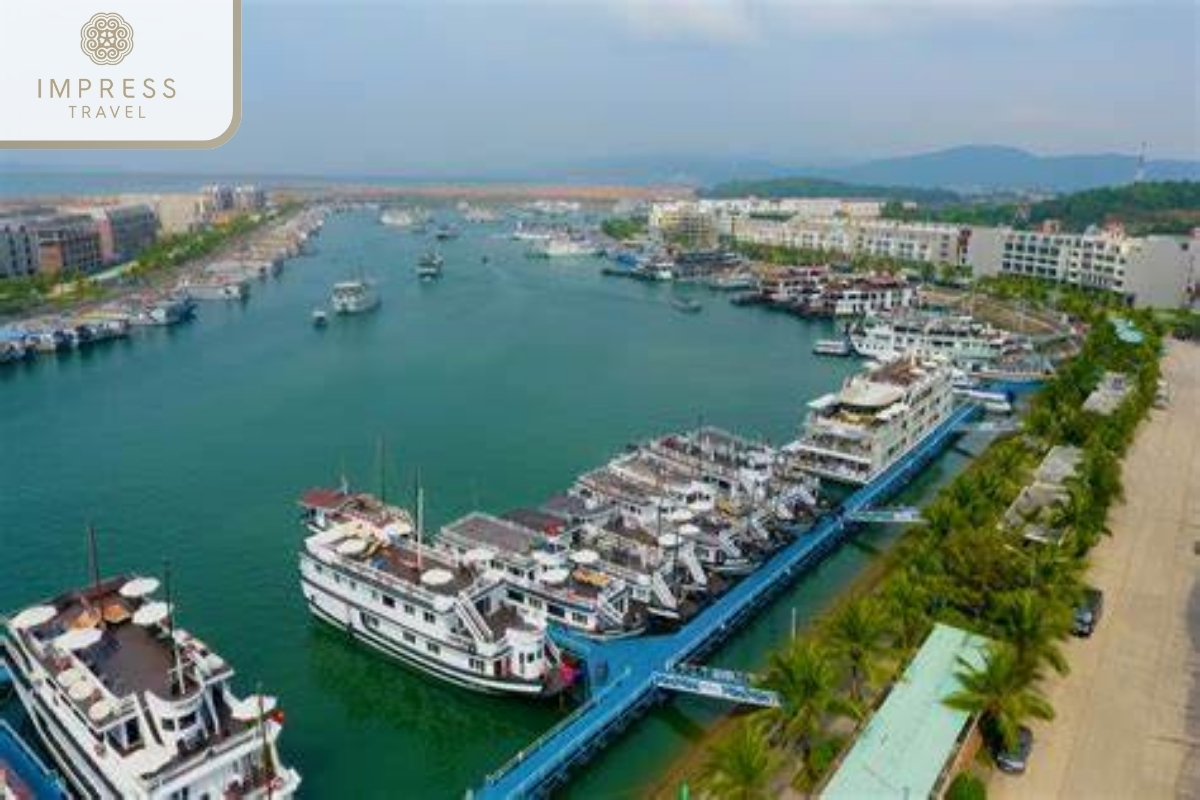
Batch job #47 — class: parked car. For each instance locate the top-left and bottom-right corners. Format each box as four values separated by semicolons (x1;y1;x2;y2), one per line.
1073;587;1104;637
995;726;1034;774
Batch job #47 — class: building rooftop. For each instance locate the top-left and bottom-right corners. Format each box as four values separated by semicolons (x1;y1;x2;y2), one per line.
821;623;990;800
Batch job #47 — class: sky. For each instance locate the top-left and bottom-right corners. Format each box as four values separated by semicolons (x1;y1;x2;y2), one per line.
2;0;1197;176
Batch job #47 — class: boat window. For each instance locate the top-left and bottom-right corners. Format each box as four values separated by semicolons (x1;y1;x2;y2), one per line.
382;595;396;608
402;632;416;644
422;611;435;623
426;642;440;655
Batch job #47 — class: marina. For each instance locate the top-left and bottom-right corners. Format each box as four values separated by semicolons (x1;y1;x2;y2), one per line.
0;209;994;797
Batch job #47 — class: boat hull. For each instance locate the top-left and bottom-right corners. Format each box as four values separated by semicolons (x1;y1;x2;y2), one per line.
302;581;550;698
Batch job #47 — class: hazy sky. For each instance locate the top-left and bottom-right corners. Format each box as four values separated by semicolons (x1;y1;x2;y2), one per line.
4;0;1197;175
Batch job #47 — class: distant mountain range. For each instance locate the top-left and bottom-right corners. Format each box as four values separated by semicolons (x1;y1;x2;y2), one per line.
813;145;1199;194
570;146;1199;194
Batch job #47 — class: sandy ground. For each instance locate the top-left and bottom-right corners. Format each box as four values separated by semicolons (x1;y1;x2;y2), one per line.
990;341;1200;800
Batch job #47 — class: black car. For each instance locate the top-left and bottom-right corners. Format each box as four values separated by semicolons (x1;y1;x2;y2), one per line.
995;726;1034;774
1072;587;1104;637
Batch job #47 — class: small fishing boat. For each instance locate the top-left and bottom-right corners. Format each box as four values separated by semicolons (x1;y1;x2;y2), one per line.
312;308;328;327
417;251;445;281
670;297;702;314
330;281;380;314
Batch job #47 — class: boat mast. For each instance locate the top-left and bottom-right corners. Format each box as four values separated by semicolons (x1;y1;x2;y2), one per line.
377;436;387;504
86;522;100;591
163;559;185;697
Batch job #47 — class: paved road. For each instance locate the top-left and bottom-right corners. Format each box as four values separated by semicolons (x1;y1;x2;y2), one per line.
991;341;1200;800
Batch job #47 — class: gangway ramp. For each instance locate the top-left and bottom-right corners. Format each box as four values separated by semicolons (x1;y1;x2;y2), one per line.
654;665;778;708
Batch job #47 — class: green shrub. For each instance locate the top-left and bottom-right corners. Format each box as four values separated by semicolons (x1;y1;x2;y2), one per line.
946;771;987;800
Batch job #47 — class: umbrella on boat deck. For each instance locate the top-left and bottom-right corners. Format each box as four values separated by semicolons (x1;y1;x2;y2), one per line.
119;577;160;599
54;627;103;652
132;602;172;628
56;666;85;688
87;699;114;724
69;679;97;703
10;605;56;630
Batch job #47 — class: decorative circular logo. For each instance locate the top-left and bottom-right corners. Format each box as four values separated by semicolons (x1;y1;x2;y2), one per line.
80;12;134;66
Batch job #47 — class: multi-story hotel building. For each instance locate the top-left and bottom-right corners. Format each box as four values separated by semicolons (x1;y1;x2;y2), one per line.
729;216;966;265
967;226;1196;308
0;215;41;278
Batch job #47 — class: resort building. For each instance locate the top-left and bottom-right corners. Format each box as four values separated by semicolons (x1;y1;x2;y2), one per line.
966;226;1196;308
74;204;159;264
121;193;208;235
0;216;41;278
647;202;720;250
730;216;967;265
233;185;267;211
28;214;103;275
820;623;990;800
790;355;956;485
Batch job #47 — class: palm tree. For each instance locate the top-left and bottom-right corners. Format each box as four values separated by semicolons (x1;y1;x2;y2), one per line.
944;642;1055;753
880;572;932;652
993;589;1071;678
698;718;780;800
826;599;890;704
762;640;852;777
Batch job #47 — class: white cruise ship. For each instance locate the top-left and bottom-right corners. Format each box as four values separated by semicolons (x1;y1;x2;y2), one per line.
1;577;301;800
848;312;1019;366
790;355;956;485
297;490;570;696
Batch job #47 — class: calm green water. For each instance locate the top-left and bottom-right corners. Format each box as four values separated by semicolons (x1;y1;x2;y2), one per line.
0;210;968;797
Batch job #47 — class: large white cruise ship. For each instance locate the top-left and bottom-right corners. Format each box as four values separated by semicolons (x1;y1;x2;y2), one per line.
848;311;1020;366
789;355;956;485
1;576;301;800
297;489;571;697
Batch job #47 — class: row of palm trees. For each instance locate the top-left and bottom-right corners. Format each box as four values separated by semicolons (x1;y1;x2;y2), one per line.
697;305;1165;797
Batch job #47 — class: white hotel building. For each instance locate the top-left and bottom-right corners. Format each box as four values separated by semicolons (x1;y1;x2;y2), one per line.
727;216;966;265
966;227;1196;308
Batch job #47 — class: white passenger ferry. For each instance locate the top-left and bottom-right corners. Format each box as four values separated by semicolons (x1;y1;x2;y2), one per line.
297;489;571;696
1;576;301;800
789;354;956;485
848;312;1019;366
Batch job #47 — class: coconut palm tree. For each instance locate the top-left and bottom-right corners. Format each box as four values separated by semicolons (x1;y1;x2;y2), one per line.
944;642;1055;753
825;599;890;704
698;718;780;800
761;640;852;777
880;571;933;652
993;589;1071;678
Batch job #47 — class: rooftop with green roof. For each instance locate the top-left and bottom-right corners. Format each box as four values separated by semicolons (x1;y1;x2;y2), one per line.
821;622;991;800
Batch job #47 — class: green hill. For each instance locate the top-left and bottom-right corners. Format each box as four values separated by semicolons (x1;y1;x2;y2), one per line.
702;176;960;205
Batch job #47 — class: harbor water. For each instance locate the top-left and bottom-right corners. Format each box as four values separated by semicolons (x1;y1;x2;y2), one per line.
0;210;968;797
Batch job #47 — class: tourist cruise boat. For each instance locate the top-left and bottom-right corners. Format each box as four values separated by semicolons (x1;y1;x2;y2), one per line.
297;490;571;696
848;312;1019;366
527;235;597;258
1;576;301;799
330;281;380;314
789;354;956;485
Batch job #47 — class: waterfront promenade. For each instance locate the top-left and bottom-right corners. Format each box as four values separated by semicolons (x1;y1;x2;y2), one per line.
478;401;980;798
990;341;1200;800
